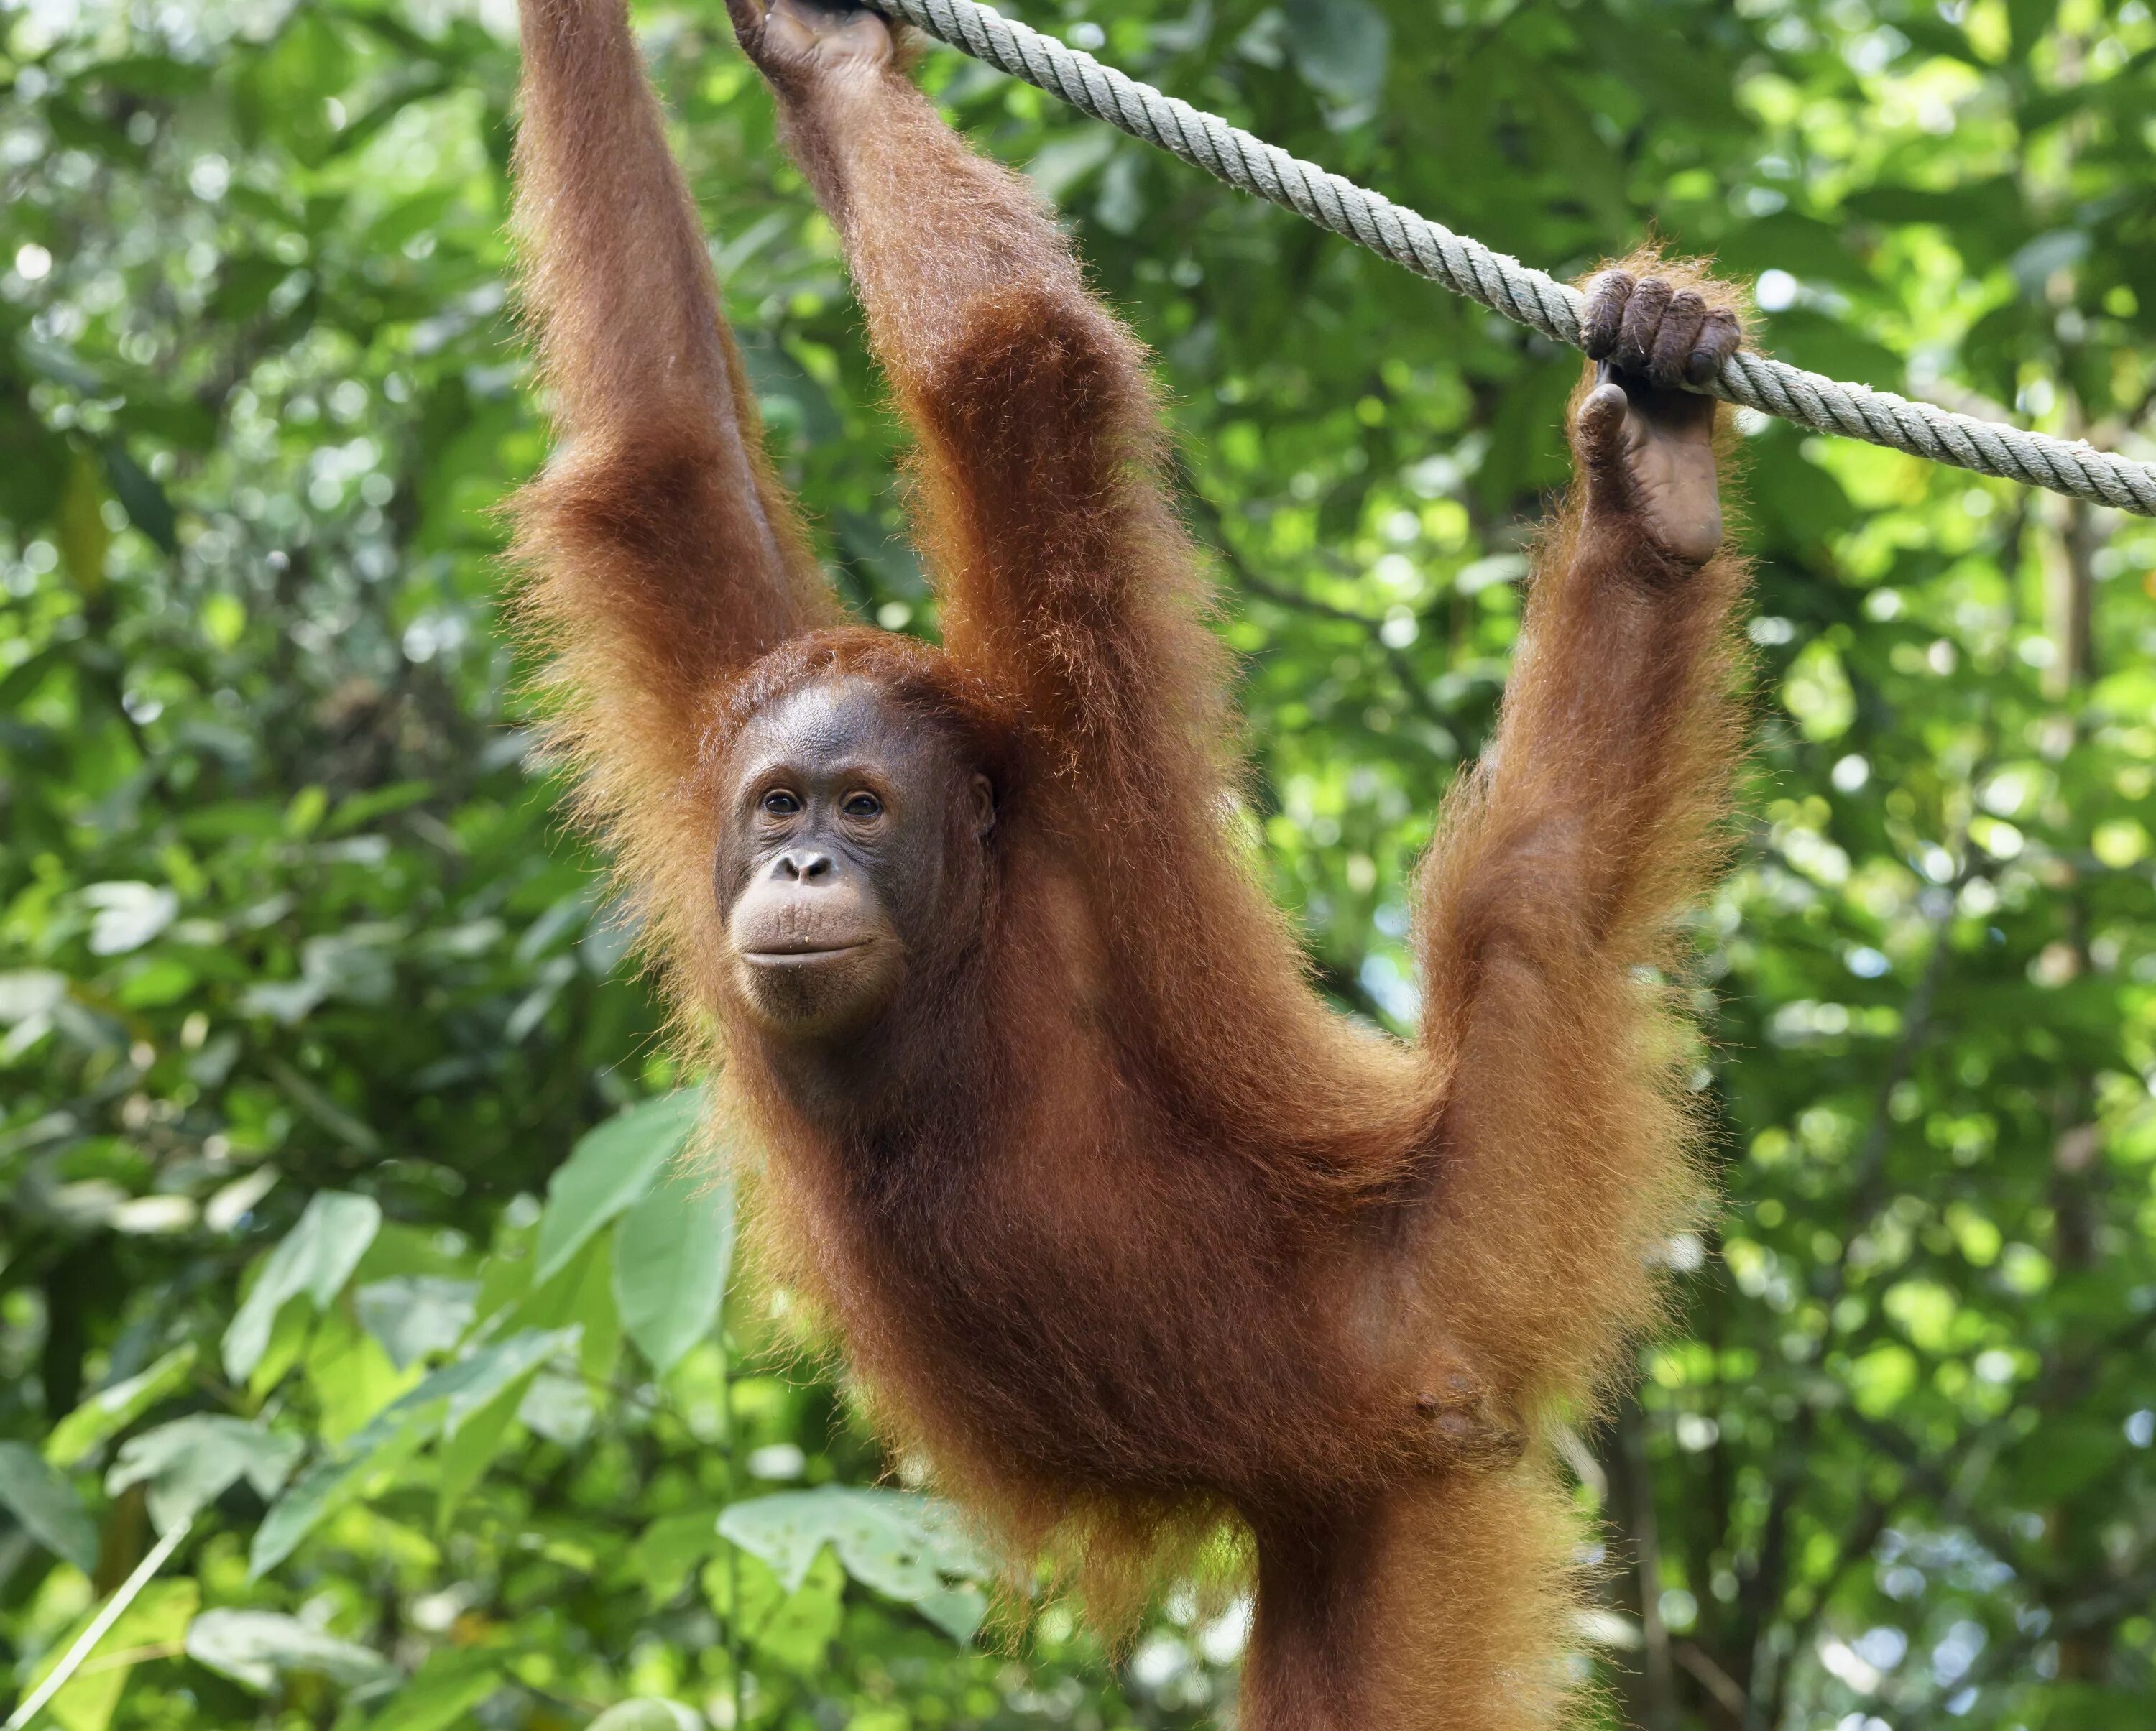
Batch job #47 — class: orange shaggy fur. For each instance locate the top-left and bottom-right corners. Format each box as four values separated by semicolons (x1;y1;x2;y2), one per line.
506;3;1750;1725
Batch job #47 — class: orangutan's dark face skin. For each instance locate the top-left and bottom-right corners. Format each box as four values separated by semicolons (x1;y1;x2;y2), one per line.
716;678;993;1042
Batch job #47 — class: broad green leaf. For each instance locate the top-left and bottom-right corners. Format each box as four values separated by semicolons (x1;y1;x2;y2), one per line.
568;1224;623;1385
303;1311;418;1443
223;1191;383;1382
44;1343;199;1467
251;1328;576;1575
184;1609;395;1697
421;1327;581;1433
243;1296;318;1402
30;1578;197;1731
0;1441;97;1571
515;1371;593;1446
913;1584;991;1643
116;956;195;1008
355;1277;478;1370
484;1230;606;1347
532;1088;704;1285
433;1370;540;1528
362;1649;501;1731
247;1418;432;1579
106;1416;300;1534
703;1546;846;1674
719;1487;991;1643
624;1509;727;1607
614;1158;734;1375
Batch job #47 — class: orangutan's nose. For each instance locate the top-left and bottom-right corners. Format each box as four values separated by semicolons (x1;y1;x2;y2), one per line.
773;850;834;882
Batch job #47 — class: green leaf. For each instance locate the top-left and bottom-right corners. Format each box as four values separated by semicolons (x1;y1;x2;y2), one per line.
704;1546;845;1674
44;1343;199;1467
303;1311;415;1442
184;1609;395;1697
433;1370;539;1527
116;956;196;1008
568;1224;623;1385
614;1158;734;1375
250;1328;575;1576
624;1509;727;1607
355;1276;478;1371
80;880;178;955
515;1371;593;1446
424;1327;582;1435
361;1649;501;1731
97;438;178;553
586;1702;702;1731
247;1418;431;1580
0;968;68;1025
531;1089;702;1286
0;1441;97;1571
223;1191;383;1382
30;1579;197;1731
719;1487;991;1643
55;446;109;592
106;1415;300;1533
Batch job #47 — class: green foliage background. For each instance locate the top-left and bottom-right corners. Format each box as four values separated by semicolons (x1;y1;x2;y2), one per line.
3;0;2155;1725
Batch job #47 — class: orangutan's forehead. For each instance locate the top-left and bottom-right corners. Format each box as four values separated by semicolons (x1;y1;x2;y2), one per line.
745;678;900;751
732;678;962;787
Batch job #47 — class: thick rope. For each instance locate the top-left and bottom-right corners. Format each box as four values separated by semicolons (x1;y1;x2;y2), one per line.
875;0;2156;518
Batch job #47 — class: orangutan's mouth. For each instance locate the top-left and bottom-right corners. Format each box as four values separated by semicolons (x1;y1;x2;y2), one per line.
742;941;872;963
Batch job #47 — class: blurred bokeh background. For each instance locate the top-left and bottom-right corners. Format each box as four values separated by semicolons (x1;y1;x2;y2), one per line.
3;0;2155;1725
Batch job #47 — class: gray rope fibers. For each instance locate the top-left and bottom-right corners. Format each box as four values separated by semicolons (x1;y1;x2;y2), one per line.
874;0;2156;517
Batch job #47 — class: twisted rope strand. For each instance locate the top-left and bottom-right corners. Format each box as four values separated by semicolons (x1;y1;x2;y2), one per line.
875;0;2156;517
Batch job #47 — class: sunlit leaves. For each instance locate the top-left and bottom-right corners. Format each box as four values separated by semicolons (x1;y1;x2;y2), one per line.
184;1610;396;1698
249;1325;576;1575
42;1344;201;1469
222;1191;383;1383
354;1275;479;1370
615;1156;735;1375
79;882;179;957
106;1416;301;1535
722;1487;992;1643
25;1580;198;1731
625;1508;732;1607
0;1442;97;1571
531;1086;704;1285
584;1703;704;1731
360;1649;502;1731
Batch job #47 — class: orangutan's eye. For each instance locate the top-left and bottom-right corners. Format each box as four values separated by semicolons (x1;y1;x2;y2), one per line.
761;790;801;816
842;792;883;819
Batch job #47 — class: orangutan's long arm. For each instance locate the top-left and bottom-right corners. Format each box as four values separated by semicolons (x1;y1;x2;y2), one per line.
727;0;1233;821
1414;267;1749;1423
511;0;839;760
